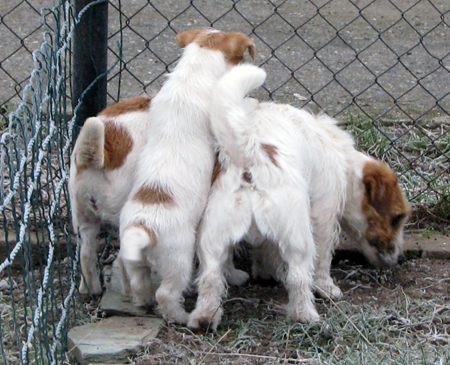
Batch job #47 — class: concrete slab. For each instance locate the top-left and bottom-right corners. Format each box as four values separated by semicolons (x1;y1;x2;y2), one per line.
100;260;149;317
67;316;163;365
404;232;450;259
337;232;450;260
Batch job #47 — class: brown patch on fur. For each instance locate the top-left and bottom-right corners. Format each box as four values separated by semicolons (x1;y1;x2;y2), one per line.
176;29;255;65
103;122;133;169
133;184;174;206
261;143;279;167
211;153;224;185
126;223;157;246
361;160;412;253
176;29;206;48
99;95;151;118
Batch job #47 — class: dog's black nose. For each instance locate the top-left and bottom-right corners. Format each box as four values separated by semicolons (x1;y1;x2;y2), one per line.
397;253;405;265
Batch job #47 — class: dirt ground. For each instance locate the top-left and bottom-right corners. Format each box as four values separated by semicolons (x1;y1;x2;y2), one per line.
128;253;450;364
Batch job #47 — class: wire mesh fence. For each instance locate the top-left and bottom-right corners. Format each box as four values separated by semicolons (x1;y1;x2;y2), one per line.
1;2;97;364
105;0;450;226
0;0;449;364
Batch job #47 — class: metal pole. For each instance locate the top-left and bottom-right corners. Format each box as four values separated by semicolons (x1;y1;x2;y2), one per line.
72;0;108;135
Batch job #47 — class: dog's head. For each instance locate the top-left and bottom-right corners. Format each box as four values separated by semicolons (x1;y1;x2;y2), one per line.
352;160;411;268
176;28;255;65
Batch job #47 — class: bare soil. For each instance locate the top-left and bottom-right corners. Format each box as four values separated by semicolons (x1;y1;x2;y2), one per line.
131;254;450;364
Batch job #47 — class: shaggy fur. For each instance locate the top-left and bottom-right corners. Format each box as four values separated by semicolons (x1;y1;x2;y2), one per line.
117;29;256;325
189;63;411;330
188;64;321;331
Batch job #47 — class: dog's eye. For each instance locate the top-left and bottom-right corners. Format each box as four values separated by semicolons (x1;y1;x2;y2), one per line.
391;214;405;228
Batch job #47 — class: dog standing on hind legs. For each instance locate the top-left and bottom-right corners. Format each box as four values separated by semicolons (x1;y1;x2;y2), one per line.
188;64;321;331
117;29;256;325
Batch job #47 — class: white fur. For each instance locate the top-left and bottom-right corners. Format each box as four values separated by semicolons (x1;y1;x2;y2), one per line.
250;116;408;300
117;36;246;325
217;68;408;301
69;109;152;296
189;63;409;330
188;64;321;330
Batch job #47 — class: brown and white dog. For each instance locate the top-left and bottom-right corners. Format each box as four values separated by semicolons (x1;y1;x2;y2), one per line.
69;95;153;296
69;29;256;324
116;29;256;324
188;64;411;330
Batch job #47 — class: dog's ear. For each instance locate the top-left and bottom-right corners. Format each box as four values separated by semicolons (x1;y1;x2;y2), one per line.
217;33;256;65
226;33;256;63
176;29;205;48
362;161;400;213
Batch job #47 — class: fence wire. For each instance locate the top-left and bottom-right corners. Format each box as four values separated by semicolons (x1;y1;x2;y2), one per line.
0;0;449;364
0;1;98;364
105;0;450;226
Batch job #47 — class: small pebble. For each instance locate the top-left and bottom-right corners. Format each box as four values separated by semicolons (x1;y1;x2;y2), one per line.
0;280;9;290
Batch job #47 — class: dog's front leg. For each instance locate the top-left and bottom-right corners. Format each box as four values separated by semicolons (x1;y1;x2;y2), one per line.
313;219;343;300
78;223;102;296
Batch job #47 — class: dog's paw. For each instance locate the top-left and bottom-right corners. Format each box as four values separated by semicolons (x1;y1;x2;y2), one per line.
287;304;320;324
162;309;190;326
314;280;343;300
133;295;157;309
226;268;250;286
188;305;223;332
188;314;218;333
79;279;102;296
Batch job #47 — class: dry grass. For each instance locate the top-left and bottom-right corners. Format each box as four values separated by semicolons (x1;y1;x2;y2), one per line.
344;115;450;230
127;258;450;365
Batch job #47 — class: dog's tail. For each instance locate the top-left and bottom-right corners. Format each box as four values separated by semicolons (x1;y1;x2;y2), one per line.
72;117;105;169
211;63;266;167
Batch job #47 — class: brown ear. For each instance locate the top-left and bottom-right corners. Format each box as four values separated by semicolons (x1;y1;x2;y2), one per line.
248;42;256;59
176;29;206;48
227;33;256;62
362;161;398;212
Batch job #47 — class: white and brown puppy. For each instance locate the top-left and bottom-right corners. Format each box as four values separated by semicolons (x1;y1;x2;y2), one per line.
188;65;321;331
69;29;255;306
69;95;153;296
189;63;411;330
252;156;412;300
198;63;411;305
118;29;256;325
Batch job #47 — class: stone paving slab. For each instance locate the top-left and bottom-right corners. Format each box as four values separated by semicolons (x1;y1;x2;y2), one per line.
100;260;149;317
67;316;163;365
338;232;450;260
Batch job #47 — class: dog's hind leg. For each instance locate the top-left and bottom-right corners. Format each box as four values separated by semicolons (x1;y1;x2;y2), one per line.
120;225;157;308
253;187;319;323
153;229;196;325
189;190;252;331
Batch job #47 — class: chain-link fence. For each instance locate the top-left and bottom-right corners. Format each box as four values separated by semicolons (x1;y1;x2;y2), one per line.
0;0;449;364
104;0;450;227
1;2;95;364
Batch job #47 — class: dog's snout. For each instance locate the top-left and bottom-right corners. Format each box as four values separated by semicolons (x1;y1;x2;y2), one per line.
397;253;405;265
375;251;400;269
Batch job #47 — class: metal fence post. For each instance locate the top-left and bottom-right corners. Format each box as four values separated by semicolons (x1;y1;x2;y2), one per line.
72;0;108;136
